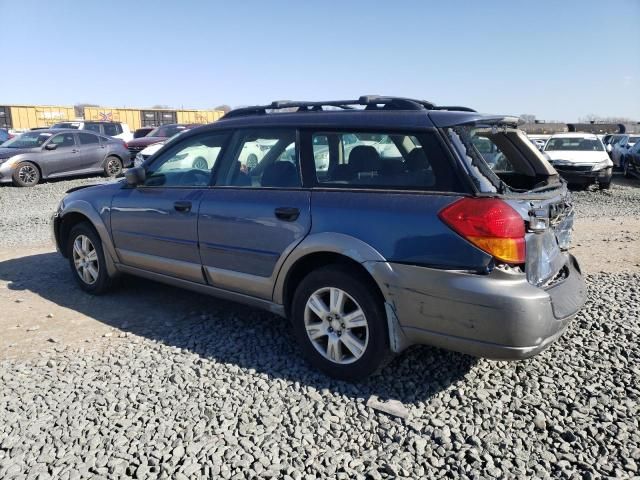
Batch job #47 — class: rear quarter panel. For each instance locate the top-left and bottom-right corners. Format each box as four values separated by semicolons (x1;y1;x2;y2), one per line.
309;190;492;269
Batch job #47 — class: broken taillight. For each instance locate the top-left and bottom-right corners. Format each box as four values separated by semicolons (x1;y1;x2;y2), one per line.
438;198;526;264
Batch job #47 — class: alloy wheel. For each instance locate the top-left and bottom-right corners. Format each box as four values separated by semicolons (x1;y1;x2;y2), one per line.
18;165;38;185
304;287;369;364
192;157;208;170
72;235;99;285
107;158;122;176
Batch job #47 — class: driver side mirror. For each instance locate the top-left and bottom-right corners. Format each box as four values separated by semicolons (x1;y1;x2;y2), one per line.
125;166;146;186
45;143;58;151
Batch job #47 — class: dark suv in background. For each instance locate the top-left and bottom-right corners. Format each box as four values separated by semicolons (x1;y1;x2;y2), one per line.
53;96;586;380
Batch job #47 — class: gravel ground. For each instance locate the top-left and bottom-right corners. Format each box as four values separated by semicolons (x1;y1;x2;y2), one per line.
572;177;640;218
0;173;639;479
0;176;111;248
0;272;638;479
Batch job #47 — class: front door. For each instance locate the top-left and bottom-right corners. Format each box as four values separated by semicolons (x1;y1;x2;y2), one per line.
43;132;80;176
198;128;311;299
110;130;230;283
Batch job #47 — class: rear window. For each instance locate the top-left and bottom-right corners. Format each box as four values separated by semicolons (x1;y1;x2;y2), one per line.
311;131;463;192
447;127;558;193
544;137;604;152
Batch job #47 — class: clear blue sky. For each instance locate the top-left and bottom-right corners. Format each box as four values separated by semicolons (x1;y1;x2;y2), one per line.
1;0;638;121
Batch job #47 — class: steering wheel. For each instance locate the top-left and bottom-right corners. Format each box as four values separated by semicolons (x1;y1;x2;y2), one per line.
178;169;209;186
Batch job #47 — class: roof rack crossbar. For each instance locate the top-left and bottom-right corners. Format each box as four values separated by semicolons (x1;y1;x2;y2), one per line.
222;96;474;119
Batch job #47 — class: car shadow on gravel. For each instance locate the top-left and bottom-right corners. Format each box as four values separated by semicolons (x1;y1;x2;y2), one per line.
0;251;476;404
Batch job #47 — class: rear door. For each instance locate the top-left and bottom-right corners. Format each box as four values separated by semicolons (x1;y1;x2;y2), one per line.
198;128;311;299
76;132;105;171
110;131;230;283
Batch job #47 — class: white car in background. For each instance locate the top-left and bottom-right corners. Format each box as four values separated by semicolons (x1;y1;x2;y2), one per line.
134;131;265;169
543;133;613;189
50;121;133;142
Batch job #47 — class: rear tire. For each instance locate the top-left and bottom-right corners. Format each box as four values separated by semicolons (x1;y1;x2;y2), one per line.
599;180;611;190
12;162;40;187
66;222;114;294
104;156;123;177
291;265;390;381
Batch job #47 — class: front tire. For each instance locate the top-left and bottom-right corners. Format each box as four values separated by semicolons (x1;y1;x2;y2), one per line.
12;162;40;187
104;156;123;177
623;158;632;178
192;156;208;170
291;265;390;381
66;223;113;294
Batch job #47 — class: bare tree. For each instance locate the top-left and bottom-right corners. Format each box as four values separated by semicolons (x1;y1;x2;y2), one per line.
214;104;232;113
519;114;537;124
74;103;99;118
151;104;171;109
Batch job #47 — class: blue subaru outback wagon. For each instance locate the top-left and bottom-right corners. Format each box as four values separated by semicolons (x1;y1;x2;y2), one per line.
53;96;586;380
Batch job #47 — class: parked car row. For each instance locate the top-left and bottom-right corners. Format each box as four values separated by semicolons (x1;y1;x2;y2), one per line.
52;96;586;380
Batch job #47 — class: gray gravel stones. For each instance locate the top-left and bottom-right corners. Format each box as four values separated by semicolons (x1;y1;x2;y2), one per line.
572;179;640;218
1;271;638;479
0;176;112;247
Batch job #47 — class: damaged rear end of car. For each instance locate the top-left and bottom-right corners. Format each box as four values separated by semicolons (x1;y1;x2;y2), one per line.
389;112;587;359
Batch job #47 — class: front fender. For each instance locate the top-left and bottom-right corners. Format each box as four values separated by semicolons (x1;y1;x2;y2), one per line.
272;232;387;305
59;199;119;276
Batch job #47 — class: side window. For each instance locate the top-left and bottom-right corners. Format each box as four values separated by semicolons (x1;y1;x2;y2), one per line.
219;129;300;188
84;123;102;133
78;132;100;145
143;132;229;187
312;131;461;191
50;133;76;148
103;123;120;136
471;134;515;172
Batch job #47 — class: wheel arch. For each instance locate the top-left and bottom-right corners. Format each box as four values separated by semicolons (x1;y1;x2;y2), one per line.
15;159;44;179
58;201;119;276
273;232;389;313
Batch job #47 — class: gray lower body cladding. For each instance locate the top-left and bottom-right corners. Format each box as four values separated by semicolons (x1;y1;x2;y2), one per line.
368;253;586;359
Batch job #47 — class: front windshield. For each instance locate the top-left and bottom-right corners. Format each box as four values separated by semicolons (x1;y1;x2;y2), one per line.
2;131;53;148
544;137;604;152
148;125;185;138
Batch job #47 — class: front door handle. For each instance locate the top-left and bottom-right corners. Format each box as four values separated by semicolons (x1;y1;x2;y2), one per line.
274;207;300;221
174;200;192;212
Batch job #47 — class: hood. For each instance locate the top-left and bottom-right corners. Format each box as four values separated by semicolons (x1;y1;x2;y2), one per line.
0;147;38;159
127;136;166;147
140;142;166;155
544;150;609;165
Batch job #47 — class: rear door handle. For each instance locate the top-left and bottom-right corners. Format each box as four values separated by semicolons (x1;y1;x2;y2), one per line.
174;201;192;212
71;149;79;153
274;207;300;221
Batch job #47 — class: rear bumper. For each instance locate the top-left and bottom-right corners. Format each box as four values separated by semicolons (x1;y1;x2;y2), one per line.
368;253;586;360
555;167;612;185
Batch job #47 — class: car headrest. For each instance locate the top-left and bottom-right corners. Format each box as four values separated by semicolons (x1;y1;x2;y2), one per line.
261;161;299;187
405;148;429;171
349;145;381;172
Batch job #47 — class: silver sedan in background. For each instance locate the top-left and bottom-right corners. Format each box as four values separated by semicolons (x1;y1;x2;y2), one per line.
0;129;131;187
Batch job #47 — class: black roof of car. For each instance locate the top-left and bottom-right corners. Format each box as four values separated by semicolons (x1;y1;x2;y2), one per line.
212;96;519;130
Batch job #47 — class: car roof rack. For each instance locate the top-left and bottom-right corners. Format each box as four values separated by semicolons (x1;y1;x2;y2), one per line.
222;96;476;119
